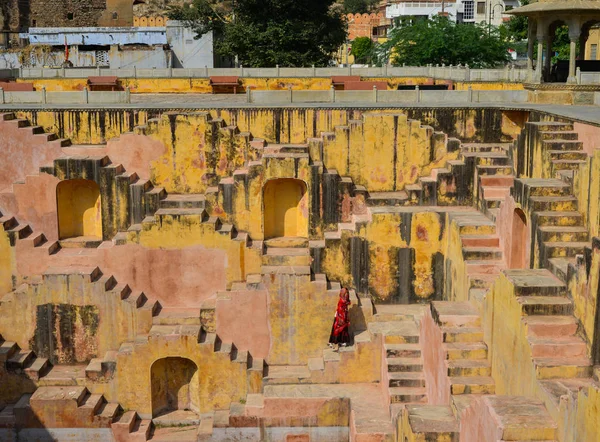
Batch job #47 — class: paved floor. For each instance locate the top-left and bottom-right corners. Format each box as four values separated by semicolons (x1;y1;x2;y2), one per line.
1;96;599;126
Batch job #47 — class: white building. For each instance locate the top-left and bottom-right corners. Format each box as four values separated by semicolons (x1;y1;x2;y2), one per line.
386;0;520;26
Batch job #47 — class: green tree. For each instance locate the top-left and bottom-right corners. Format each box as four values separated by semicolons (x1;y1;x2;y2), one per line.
170;0;347;67
378;16;510;68
342;0;379;14
351;36;374;64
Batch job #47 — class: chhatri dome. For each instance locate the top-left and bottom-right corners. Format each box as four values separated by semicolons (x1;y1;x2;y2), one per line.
509;0;600;83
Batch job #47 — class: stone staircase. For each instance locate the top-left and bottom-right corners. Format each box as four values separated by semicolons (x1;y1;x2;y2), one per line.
401;394;558;441
0;386;154;442
368;308;428;410
514;178;591;273
504;269;593;381
0;333;50;382
450;211;506;302
431;302;495;396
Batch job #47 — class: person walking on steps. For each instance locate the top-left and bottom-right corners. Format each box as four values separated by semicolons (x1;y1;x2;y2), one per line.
328;287;351;351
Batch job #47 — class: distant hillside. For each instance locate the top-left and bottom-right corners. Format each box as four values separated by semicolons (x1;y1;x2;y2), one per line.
133;0;188;17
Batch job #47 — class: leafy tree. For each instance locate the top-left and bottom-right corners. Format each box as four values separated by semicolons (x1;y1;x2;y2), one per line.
351;36;374;64
167;0;232;36
343;0;379;14
378;16;510;68
170;0;347;67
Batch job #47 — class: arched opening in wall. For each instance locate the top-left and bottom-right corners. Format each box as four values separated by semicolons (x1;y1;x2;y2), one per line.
510;208;528;269
151;357;199;418
57;179;102;240
263;179;308;239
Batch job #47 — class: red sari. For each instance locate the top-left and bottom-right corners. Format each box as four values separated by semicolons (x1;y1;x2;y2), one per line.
328;295;351;345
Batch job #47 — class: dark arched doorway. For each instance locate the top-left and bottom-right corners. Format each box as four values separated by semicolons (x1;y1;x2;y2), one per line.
510;208;528;269
151;357;199;417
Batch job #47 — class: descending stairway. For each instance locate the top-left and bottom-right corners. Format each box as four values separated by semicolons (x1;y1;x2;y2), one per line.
431;302;495;396
514;178;592;274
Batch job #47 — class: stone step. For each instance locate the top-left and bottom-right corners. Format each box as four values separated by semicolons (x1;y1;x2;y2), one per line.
461;143;511;153
552;160;587;171
547;257;577;282
6;350;35;370
460;234;500;248
388;387;427;404
539;131;579;141
385;343;421;358
542;139;583;151
503;269;566;297
518;178;571;197
529;121;574;132
538;226;589;243
441;327;484;343
260;265;311;275
0;340;19;363
0;404;16;427
518;296;573;316
476;165;513;176
402;404;459;440
78;393;104;415
431;301;481;328
23;357;50;381
449;376;495;395
462;246;503;261
528;336;587;358
367;191;409;206
542;241;590;259
523;315;579;338
548;150;588;161
444;342;488;360
534;211;583;227
262;247;311;266
529;196;578;212
485;197;504;209
263;365;311;384
368;321;420;344
159;194;206;209
465;260;505;275
446;359;492;377
387;357;423;373
96;402;121;422
482;395;558;440
534;357;592;379
388;372;426;388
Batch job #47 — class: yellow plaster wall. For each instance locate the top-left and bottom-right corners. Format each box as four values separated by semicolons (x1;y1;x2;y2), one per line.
267;275;335;365
15;110;149;145
57;179;102;239
454;82;525;91
0;229;13;296
136;212;261;286
0;273;153;362
115;333;247;416
444;219;470;303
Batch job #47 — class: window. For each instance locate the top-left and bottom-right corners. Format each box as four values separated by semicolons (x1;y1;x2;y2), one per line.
463;1;474;20
67;12;74;20
592;44;598;61
477;2;486;15
95;50;109;67
32;20;37;27
112;12;118;20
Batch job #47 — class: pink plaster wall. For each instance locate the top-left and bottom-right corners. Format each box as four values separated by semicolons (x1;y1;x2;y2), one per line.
63;133;166;180
420;310;450;405
15;241;227;307
458;397;497;442
216;290;270;359
495;195;531;270
0;174;60;240
0;120;65;191
574;122;600;156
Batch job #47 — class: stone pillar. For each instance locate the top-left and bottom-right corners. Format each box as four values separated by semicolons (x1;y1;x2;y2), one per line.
544;35;553;82
535;35;545;83
568;24;582;84
527;25;535;71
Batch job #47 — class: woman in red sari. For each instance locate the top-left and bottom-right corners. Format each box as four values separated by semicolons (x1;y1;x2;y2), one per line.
328;287;351;350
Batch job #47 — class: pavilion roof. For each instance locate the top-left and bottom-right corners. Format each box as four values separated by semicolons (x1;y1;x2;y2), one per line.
508;0;600;15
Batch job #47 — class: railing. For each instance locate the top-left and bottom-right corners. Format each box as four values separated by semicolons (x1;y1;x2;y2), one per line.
247;88;530;104
0;87;131;105
12;65;538;83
